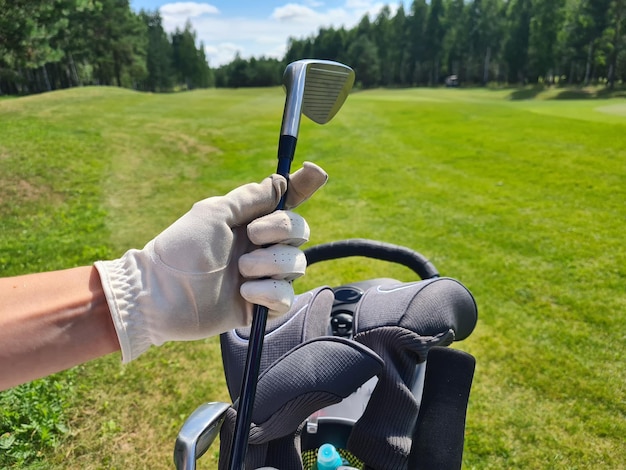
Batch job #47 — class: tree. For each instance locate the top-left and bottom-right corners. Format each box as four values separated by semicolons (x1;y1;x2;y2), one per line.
441;0;468;80
171;21;211;89
312;27;348;62
140;10;172;91
390;5;411;85
196;42;214;87
582;0;611;84
504;0;532;83
559;0;588;83
348;35;381;88
79;0;147;87
464;0;504;84
407;0;428;84
373;6;395;85
528;0;566;82
558;0;611;84
424;0;446;84
2;0;626;94
0;0;76;93
216;55;281;88
248;57;282;86
606;0;626;88
284;36;314;64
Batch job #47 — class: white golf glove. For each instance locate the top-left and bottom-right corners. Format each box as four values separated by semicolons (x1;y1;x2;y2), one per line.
95;162;328;362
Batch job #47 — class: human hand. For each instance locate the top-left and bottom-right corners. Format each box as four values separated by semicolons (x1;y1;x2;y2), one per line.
95;162;327;362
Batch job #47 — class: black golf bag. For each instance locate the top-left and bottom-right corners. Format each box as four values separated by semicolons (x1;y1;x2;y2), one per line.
176;239;478;470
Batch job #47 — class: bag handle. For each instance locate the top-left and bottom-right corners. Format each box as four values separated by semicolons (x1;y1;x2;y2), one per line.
304;238;439;280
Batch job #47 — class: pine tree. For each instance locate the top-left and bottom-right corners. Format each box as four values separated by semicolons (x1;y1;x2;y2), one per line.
140;10;173;91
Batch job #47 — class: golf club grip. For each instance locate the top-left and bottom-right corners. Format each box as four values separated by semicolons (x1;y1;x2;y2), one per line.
276;135;296;206
229;144;294;469
305;239;440;279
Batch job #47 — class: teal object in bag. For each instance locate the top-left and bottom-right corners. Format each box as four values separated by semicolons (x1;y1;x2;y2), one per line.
316;443;343;469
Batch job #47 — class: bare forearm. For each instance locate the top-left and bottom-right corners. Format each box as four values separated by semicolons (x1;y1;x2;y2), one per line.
0;266;120;390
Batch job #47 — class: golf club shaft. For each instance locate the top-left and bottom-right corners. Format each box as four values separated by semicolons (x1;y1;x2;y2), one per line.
228;303;268;469
228;136;295;470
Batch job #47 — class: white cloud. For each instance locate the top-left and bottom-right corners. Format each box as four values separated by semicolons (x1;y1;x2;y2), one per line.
204;42;242;67
271;4;321;23
160;2;219;18
159;1;401;67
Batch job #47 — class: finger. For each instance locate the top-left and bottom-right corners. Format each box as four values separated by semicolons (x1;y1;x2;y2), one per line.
285;161;328;209
247;211;310;247
239;245;306;281
218;174;287;227
240;279;294;316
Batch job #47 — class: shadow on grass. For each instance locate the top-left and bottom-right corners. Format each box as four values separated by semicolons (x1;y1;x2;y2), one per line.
502;84;626;101
508;86;546;100
594;87;626;99
550;86;626;100
551;89;594;100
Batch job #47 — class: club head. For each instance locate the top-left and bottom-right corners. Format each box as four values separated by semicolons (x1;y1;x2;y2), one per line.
281;59;355;138
173;402;231;470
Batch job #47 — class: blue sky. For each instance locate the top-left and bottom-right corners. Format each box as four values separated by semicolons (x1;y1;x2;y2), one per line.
130;1;408;66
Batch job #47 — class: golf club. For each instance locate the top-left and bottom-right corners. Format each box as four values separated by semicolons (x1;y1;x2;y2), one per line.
229;59;355;470
173;401;230;470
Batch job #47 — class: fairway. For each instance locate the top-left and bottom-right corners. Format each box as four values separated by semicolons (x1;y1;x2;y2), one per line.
1;86;625;469
596;103;626;117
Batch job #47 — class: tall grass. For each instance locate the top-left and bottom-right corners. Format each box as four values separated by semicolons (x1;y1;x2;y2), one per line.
0;86;624;468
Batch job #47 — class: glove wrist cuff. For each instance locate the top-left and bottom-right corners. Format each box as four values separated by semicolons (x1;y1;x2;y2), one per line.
95;251;153;363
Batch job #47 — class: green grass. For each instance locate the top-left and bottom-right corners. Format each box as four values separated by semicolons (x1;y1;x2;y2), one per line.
0;86;624;469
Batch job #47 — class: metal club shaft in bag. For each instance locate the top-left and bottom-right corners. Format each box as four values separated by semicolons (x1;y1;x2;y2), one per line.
228;59;355;470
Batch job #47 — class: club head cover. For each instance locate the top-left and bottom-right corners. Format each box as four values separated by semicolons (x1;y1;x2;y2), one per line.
218;337;383;470
347;277;477;470
221;286;335;401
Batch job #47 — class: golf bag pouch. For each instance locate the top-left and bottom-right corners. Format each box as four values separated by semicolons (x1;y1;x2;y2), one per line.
218;337;383;470
408;347;476;470
347;277;477;470
221;286;334;401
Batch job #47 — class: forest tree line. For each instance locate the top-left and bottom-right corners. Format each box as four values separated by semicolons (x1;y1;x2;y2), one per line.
0;0;212;94
1;0;625;95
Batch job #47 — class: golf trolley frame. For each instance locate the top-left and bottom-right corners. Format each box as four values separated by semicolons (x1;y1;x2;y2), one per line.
174;238;477;470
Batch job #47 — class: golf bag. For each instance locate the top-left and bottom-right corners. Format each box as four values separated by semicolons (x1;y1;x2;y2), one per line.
175;239;478;470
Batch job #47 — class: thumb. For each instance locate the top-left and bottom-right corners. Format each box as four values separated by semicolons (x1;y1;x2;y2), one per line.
285;161;328;209
223;174;286;227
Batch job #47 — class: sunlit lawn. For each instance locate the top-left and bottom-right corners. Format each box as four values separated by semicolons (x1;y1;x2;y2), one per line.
0;84;624;468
